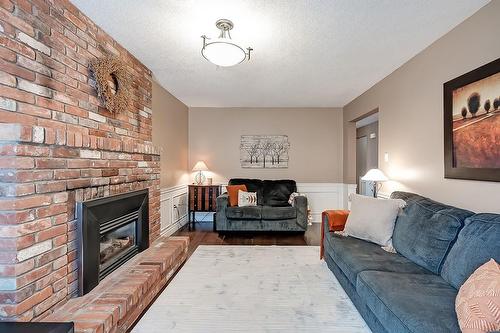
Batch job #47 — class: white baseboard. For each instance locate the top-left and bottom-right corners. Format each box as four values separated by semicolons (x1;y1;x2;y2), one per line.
160;184;188;236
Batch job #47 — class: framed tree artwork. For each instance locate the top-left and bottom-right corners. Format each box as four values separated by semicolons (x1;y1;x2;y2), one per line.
443;57;500;182
240;135;289;168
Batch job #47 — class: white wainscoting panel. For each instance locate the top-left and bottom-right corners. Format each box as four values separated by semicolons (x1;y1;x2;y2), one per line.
297;183;353;223
206;183;357;224
160;185;188;236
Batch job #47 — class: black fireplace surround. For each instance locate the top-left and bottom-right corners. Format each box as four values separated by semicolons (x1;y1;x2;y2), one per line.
77;189;149;295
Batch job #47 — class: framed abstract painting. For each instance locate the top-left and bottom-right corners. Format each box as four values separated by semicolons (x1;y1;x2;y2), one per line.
444;57;500;182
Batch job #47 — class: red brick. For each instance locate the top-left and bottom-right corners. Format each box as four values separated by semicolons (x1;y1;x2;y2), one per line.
35;158;67;169
1;286;52;317
36;96;64;112
36;225;67;243
17;217;52;236
53;169;79;180
16;264;52;290
17;102;52;118
0;183;35;196
0;169;53;183
35;245;66;266
52;146;78;158
17;234;35;250
0;210;35;225
0;45;16;62
66;178;91;189
0;57;35;81
36;203;67;218
0;35;35;59
0;194;51;210
35;181;66;194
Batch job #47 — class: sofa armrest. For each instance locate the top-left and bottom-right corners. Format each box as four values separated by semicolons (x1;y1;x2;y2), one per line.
322;210;350;232
294;195;308;230
215;193;229;230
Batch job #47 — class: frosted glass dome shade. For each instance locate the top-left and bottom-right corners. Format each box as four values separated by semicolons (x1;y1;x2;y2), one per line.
202;40;246;67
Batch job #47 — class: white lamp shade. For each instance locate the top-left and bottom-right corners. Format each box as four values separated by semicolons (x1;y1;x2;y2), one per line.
192;161;209;172
361;169;388;182
202;39;246;67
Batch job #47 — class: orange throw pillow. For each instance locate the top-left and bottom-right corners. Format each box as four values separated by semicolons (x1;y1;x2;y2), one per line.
226;185;247;207
456;259;500;333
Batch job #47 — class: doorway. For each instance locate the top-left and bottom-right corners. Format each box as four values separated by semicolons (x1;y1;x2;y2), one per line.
355;113;379;196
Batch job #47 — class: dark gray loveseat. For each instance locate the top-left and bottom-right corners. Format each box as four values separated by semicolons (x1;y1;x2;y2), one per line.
215;179;308;232
323;191;500;333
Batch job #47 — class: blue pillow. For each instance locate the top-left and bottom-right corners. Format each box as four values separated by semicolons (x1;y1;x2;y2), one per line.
441;213;500;289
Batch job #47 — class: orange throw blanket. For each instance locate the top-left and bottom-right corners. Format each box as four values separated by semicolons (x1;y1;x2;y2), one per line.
320;210;349;259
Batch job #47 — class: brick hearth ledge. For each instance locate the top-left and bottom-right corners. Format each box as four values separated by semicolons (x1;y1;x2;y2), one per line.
42;236;189;333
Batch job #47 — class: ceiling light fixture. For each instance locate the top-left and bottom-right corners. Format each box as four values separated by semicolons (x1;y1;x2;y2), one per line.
201;19;253;67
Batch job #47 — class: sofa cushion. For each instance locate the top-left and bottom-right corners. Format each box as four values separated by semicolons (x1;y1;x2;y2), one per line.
262;180;296;207
440;213;500;289
357;271;460;333
390;191;474;274
228;179;264;205
226;206;262;220
261;205;296;220
324;230;431;285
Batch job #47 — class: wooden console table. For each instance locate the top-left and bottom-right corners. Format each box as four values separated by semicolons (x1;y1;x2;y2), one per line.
188;184;221;231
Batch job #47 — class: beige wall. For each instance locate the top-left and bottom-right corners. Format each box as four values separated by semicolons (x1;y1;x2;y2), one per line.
189;107;343;184
343;1;500;213
152;80;189;188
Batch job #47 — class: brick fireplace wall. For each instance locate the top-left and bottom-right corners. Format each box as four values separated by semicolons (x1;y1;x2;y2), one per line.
0;0;161;321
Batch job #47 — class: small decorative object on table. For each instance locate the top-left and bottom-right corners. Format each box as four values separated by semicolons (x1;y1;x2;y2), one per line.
188;184;221;231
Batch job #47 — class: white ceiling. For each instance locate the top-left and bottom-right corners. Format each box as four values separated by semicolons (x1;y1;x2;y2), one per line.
72;0;488;107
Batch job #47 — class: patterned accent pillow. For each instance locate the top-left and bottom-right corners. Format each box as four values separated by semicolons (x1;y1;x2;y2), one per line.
238;190;257;207
456;259;500;333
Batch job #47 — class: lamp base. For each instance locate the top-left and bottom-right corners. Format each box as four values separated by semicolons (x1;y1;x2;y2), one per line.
194;171;206;185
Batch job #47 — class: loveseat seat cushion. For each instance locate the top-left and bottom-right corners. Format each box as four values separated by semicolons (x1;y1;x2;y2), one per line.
228;179;264;205
261;205;296;220
324;231;431;285
357;271;459;333
262;180;296;206
440;213;500;289
390;191;474;274
226;206;262;220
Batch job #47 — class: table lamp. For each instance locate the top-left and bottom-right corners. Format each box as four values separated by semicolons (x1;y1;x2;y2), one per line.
192;161;209;185
361;168;388;197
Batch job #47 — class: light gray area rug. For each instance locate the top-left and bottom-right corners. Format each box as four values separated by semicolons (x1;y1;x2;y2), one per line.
132;246;371;332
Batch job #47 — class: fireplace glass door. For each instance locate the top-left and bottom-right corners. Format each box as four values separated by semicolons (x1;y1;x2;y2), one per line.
100;221;136;269
98;213;141;280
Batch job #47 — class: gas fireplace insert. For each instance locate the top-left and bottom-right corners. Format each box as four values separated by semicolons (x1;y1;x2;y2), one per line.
77;189;149;295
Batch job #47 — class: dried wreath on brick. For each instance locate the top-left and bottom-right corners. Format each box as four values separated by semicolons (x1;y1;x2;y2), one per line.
90;56;131;113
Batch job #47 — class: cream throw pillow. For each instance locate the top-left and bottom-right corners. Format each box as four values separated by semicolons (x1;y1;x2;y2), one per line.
456;259;500;333
238;190;257;207
344;194;406;247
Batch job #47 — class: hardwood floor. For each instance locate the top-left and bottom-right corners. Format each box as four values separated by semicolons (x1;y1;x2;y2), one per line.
172;222;321;258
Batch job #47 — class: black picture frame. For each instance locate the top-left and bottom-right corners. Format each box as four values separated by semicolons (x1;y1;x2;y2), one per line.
443;57;500;182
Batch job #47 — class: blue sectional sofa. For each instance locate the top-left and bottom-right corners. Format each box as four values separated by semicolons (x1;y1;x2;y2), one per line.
323;191;500;333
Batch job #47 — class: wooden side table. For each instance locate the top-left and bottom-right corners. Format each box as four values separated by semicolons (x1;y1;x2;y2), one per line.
188;184;221;231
